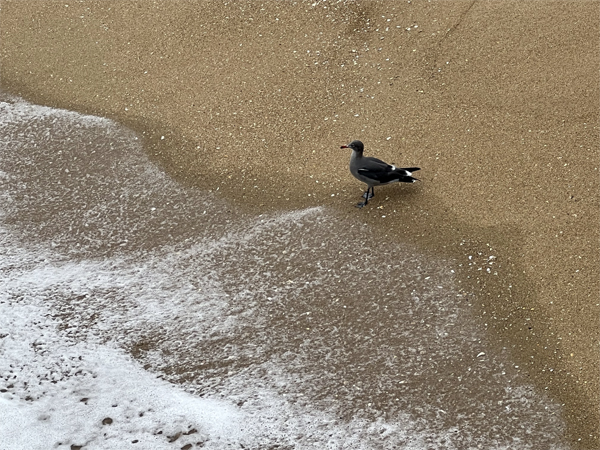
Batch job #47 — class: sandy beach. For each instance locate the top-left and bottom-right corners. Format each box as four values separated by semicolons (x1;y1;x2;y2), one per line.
1;0;598;447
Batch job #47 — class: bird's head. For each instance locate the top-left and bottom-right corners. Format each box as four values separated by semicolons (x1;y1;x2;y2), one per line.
340;140;364;153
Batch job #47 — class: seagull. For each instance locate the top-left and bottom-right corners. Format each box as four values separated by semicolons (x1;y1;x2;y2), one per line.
340;140;420;208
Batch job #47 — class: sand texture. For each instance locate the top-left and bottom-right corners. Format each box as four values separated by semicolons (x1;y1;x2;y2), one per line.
1;1;598;447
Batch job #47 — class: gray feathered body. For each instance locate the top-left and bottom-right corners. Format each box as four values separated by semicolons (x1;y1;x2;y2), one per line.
349;149;419;188
341;139;420;207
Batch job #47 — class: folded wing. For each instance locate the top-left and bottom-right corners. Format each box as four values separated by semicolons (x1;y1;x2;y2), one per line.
357;158;420;184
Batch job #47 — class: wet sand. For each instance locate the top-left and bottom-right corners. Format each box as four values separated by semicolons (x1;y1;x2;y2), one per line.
1;0;598;447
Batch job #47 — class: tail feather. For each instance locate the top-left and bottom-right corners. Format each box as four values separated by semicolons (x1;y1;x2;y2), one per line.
380;174;419;184
396;175;419;183
393;166;420;182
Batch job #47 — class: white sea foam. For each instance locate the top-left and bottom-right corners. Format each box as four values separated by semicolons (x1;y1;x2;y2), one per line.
0;291;241;450
0;94;570;449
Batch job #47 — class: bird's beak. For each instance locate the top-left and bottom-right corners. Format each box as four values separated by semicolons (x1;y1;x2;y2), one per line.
340;145;348;149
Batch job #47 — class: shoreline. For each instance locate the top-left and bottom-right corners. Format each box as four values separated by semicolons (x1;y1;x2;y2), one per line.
1;1;598;447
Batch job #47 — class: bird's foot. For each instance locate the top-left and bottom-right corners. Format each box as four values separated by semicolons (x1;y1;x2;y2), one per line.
355;201;367;208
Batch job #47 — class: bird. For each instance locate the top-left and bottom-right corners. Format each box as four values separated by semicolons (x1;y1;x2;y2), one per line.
340;140;420;208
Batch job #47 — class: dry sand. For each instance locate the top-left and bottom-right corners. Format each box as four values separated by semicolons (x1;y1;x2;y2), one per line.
1;0;598;447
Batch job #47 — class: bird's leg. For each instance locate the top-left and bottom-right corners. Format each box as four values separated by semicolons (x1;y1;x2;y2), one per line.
356;191;368;208
356;187;373;208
